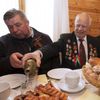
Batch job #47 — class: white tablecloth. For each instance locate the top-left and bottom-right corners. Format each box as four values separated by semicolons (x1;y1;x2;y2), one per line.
8;72;100;100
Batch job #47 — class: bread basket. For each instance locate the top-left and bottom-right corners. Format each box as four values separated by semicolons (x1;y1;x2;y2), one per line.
82;63;100;88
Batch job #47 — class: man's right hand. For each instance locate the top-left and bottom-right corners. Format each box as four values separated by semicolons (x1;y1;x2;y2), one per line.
22;50;42;67
10;52;23;68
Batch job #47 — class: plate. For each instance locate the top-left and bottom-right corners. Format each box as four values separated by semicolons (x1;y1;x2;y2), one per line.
72;69;82;75
58;79;85;93
0;74;26;89
47;68;71;79
8;90;20;100
51;81;72;100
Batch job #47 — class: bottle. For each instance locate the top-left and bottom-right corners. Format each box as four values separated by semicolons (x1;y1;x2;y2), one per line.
24;58;38;91
24;58;37;77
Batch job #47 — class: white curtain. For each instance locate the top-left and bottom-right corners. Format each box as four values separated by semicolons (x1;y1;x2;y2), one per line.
53;0;70;41
0;0;18;36
25;0;54;40
25;0;70;41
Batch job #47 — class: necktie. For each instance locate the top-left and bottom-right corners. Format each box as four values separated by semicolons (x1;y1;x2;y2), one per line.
79;39;86;66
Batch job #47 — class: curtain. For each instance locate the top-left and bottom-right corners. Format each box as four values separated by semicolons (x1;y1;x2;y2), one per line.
0;0;19;36
25;0;54;40
53;0;70;41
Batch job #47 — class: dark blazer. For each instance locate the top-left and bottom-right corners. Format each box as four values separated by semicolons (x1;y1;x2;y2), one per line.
0;27;55;76
40;32;100;69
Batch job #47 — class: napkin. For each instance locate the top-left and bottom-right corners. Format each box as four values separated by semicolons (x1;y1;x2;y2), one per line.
75;90;100;100
37;74;48;85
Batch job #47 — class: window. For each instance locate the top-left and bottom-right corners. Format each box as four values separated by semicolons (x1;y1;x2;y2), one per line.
25;0;54;39
25;0;69;41
0;0;18;36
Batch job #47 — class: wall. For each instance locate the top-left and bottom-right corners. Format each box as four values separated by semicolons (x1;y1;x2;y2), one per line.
68;0;100;37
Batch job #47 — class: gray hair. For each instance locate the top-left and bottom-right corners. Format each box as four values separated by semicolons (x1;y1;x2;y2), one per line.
3;8;28;21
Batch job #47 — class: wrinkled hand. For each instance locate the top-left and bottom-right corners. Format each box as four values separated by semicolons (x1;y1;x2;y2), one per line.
10;52;23;68
22;50;42;67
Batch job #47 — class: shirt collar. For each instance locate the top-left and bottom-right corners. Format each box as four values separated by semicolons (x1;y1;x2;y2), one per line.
76;36;87;42
30;28;34;38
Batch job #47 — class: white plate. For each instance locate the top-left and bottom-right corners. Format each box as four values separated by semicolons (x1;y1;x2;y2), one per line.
8;89;71;100
8;80;72;100
47;68;71;79
0;74;26;89
8;90;20;100
58;79;85;93
50;82;72;100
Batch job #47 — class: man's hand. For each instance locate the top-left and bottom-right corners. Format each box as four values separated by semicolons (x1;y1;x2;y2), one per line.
10;52;23;68
22;50;42;67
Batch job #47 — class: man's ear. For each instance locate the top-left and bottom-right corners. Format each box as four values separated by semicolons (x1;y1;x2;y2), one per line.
26;20;29;25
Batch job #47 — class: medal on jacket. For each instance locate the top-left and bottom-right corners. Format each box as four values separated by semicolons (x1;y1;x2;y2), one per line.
89;44;97;57
65;40;80;65
66;39;72;60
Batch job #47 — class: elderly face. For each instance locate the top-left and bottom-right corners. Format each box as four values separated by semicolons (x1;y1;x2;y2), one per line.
5;14;31;39
74;13;91;39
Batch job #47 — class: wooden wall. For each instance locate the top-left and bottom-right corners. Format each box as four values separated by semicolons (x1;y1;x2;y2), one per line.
68;0;100;37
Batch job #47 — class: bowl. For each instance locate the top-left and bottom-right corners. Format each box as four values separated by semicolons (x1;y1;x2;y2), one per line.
0;82;11;100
